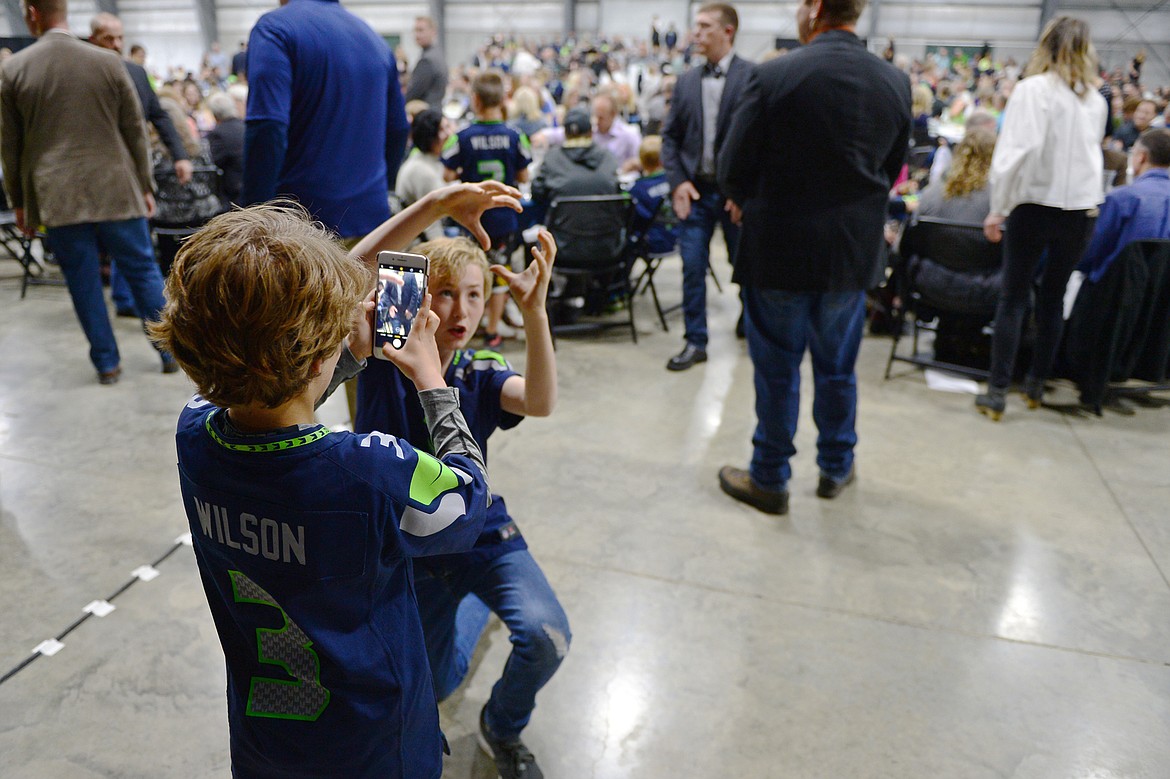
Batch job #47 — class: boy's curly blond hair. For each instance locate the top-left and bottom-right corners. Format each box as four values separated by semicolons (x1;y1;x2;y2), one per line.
148;203;369;409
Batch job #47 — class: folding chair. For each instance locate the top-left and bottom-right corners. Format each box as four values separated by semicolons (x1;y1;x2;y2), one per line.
544;194;638;343
629;195;724;332
885;216;1002;381
1061;239;1170;413
0;214;62;298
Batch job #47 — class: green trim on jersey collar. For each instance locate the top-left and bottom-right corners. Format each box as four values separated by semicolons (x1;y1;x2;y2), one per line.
205;411;330;453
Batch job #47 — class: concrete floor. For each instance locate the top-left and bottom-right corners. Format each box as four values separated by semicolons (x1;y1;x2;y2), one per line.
2;248;1170;779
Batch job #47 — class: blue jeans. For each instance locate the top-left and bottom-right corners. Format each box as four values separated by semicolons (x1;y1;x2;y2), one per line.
415;549;570;740
46;219;166;373
109;260;137;314
744;288;866;490
677;185;739;349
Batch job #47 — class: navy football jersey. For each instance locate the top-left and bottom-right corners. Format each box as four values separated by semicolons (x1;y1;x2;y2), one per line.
174;396;489;778
441;121;531;245
355;349;527;570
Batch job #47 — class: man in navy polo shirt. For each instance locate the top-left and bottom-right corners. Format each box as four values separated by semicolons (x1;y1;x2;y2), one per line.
242;0;410;242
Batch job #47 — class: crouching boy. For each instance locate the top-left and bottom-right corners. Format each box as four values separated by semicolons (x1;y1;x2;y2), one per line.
355;231;567;779
149;203;492;778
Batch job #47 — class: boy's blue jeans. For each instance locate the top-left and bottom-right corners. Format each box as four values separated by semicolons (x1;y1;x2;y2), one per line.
744;287;866;491
415;549;570;740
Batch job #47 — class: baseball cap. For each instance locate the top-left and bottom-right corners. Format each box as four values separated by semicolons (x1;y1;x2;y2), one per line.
564;107;592;138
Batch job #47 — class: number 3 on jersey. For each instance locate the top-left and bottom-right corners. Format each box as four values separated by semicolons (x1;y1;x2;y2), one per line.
477;159;505;182
229;570;330;721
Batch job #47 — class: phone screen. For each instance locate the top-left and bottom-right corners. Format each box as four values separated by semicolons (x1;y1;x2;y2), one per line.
374;264;427;352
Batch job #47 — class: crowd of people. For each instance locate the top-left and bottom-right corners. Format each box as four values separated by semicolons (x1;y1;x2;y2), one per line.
3;1;1170;778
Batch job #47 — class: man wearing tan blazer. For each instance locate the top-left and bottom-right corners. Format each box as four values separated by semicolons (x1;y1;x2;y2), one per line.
0;0;174;384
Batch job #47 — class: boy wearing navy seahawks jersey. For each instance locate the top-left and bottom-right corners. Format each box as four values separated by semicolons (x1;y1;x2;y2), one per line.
630;135;678;255
355;232;563;779
442;70;532;348
150;182;524;779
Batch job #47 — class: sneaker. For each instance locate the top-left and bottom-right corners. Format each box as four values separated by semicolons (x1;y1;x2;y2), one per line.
478;705;544;779
483;332;503;349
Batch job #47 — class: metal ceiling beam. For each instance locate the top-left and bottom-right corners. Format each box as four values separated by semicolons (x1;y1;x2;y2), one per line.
193;0;218;49
430;0;446;52
1;0;23;35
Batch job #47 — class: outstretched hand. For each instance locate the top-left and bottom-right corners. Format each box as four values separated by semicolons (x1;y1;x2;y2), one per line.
434;181;524;250
383;294;445;390
490;229;557;315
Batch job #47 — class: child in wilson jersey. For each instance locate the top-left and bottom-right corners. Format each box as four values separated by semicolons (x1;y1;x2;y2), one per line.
442;70;532;347
356;232;565;779
149;192;516;778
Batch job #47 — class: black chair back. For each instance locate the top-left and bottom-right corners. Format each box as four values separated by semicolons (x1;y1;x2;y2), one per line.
545;194;633;271
902;216;1001;276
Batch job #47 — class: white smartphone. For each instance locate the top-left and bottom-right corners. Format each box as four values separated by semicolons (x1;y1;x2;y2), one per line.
373;251;429;358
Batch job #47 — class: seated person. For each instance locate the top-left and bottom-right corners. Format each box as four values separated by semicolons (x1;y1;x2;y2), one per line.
915;127;995;224
355;232;568;779
1079;128;1170;282
533;91;642;171
147;186;529;777
1113;99;1157;151
928;110;997;188
206;92;244;207
900;128;1002;366
530;107;620;209
396;107;451;243
629;135;677;255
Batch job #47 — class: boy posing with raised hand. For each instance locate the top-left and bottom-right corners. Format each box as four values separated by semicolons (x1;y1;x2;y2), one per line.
153;181;525;779
356;229;565;779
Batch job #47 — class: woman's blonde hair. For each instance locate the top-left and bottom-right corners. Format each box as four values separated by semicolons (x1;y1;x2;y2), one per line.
414;237;492;297
944;127;997;200
148;203;369;409
911;83;933;117
510;86;542;122
1025;16;1099;97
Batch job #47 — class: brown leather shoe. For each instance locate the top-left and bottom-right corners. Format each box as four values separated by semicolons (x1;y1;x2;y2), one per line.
98;367;122;385
816;467;856;499
718;466;788;515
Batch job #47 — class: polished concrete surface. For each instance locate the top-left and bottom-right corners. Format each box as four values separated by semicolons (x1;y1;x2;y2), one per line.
2;249;1170;779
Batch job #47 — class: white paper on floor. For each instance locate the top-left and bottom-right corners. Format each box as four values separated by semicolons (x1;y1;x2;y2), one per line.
924;369;980;394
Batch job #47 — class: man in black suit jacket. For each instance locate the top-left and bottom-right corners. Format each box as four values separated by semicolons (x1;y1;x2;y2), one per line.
660;3;752;371
90;12;192;317
90;14;191;186
405;16;448;109
716;0;910;515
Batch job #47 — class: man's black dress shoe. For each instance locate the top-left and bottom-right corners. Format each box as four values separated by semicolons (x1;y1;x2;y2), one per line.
666;344;707;372
816;467;856;499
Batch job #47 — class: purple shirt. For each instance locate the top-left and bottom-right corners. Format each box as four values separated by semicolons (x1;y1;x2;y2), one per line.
541;119;642;163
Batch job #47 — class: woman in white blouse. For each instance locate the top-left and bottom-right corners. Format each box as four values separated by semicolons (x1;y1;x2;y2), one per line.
977;16;1106;420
